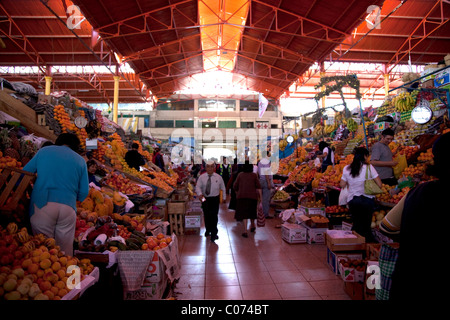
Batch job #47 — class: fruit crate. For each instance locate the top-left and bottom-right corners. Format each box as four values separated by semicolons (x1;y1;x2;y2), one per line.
0;167;36;222
168;213;184;235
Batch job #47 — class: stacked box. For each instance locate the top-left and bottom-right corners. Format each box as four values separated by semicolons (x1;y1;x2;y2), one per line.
303;225;328;244
326;248;364;275
184;211;202;235
325;230;365;252
281;223;307;244
298;206;326;217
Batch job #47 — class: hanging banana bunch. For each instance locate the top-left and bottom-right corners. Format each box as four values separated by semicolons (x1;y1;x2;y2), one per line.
347;118;358;132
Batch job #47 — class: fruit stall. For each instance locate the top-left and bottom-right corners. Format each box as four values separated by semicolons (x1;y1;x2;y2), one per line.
273;74;449;299
0;87;186;300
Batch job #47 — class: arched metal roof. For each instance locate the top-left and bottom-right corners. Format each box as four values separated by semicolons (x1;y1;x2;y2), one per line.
0;0;449;104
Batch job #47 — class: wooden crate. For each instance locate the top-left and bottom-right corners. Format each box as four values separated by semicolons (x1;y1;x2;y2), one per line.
0;167;36;222
168;213;184;235
167;200;187;214
365;243;400;260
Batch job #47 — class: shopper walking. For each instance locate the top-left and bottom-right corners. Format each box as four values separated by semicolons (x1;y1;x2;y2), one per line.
125;142;146;171
217;157;232;195
370;128;398;186
233;161;262;238
257;157;274;219
380;132;450;301
340;147;382;243
23;133;90;255
227;159;242;211
195;161;226;242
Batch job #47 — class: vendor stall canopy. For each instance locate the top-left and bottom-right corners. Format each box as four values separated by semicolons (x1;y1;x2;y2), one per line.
0;0;449;103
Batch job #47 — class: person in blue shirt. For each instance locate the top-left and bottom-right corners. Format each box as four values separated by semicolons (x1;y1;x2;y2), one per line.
23;133;89;256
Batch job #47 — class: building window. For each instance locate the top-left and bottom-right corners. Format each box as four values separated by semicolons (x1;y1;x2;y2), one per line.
271;124;278;129
175;120;194;128
240;99;277;112
202;121;216;128
198;99;235;111
156;100;194;111
218;120;236;128
155;120;174;128
241;121;254;128
144;116;150;128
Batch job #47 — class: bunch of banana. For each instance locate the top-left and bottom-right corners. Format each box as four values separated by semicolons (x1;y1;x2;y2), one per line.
347;118;358;132
273;189;289;201
335;112;345;125
393;92;416;112
313;123;324;137
279;139;287;151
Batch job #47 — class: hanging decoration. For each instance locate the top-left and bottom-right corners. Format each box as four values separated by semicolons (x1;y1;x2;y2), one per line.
314;74;361;118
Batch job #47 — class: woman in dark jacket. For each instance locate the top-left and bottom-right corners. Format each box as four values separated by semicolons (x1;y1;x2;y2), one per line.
227;159;241;211
233;161;262;238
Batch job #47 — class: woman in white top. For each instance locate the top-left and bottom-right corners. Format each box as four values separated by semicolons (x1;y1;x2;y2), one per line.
340;147;382;243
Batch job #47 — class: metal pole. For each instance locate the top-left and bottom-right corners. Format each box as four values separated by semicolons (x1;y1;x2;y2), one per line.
359;98;369;148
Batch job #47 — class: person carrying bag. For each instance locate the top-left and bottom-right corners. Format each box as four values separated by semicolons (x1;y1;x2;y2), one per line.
340;147;383;243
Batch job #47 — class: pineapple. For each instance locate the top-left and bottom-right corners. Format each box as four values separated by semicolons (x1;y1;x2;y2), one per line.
0;128;21;161
19;138;37;166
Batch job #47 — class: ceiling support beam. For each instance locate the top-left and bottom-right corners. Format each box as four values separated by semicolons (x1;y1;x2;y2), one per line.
0;4;46;74
386;0;450;73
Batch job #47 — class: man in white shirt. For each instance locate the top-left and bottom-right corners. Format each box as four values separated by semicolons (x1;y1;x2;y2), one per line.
195;161;226;242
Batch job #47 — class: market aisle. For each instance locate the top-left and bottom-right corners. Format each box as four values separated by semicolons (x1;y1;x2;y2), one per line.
174;199;351;300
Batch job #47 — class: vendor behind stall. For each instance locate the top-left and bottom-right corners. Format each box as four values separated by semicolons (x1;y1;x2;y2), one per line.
125;143;146;171
87;160;101;187
370;128;398;186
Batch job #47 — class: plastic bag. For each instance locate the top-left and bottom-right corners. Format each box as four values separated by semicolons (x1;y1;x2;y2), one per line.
257;203;265;227
393;154;407;179
339;187;349;205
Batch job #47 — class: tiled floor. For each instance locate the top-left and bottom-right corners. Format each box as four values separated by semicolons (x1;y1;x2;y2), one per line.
174;199;351;300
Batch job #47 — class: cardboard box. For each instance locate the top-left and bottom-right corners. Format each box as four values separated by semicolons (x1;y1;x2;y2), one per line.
167;200;187;214
299;205;326;217
123;276;167;300
171;193;188;202
325;230;365;252
281;223;307;244
344;281;364;300
364;261;379;300
434;70;450;87
302;214;329;228
37;94;57;106
185;212;202;229
304;225;328;244
326;248;363;274
339;261;365;283
421;79;435;88
143;251;166;284
365;243;400;261
373;121;394;132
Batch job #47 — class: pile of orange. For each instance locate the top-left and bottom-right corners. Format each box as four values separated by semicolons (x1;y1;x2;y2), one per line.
417;148;433;163
53;105;75;133
91;140;106;163
0;153;22;170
